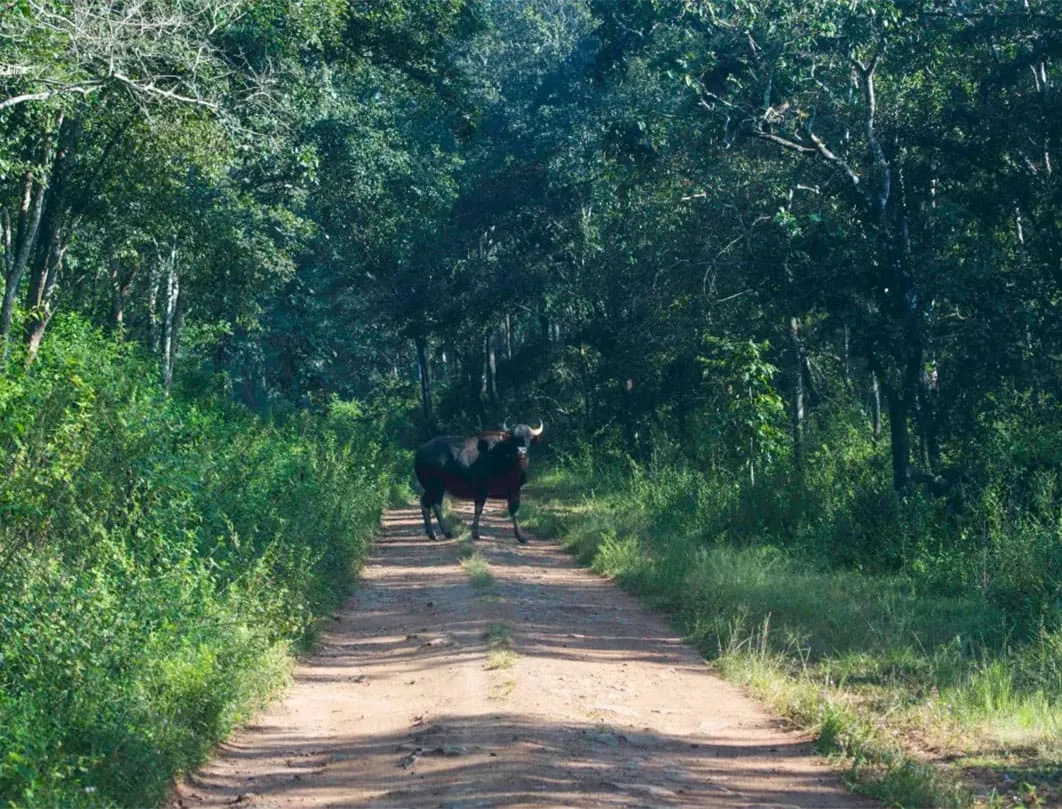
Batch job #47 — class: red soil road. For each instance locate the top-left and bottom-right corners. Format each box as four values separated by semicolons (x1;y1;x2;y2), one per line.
170;503;878;809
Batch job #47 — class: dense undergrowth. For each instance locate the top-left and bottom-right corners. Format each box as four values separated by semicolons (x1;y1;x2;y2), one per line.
525;408;1062;808
0;317;408;808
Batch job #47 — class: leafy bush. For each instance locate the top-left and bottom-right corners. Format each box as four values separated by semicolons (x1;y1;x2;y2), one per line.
0;316;406;808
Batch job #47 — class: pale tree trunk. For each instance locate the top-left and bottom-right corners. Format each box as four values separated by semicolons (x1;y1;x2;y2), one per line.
479;334;491;424
24;115;87;366
843;322;851;390
25;199;79;365
783;189;805;472
486;330;499;417
24;232;67;365
578;345;594;431
870;371;882;443
110;261;125;330
1026;0;1052;175
162;256;180;391
415;335;434;431
149;260;162;353
917;375;939;471
789;315;805;471
748;434;756;488
108;258;137;334
152;239;180;366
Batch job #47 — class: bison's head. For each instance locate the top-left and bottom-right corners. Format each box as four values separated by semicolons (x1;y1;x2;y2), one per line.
502;421;544;468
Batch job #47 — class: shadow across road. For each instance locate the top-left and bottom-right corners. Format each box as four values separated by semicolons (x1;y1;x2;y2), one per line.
172;505;877;809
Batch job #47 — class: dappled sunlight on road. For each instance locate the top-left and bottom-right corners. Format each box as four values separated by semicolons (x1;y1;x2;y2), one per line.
171;505;877;809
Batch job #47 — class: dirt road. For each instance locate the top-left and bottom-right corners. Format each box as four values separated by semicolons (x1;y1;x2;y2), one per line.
171;504;875;809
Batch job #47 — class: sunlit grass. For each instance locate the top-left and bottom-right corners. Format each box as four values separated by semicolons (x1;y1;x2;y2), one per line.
483;622;512;647
460;551;495;591
487;649;517;670
525;464;1062;809
482;622;515;670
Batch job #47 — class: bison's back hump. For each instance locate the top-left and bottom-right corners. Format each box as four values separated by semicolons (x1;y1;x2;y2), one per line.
414;435;464;465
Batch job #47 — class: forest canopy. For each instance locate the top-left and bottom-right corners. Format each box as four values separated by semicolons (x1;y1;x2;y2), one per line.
2;1;1062;805
1;0;1060;572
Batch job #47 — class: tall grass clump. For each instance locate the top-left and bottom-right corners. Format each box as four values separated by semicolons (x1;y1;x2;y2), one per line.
0;316;408;808
527;404;1062;806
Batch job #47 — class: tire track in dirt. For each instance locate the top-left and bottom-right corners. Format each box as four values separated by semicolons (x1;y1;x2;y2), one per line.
170;504;877;809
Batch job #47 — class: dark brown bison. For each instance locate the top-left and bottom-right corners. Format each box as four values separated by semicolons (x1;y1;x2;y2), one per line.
414;422;544;543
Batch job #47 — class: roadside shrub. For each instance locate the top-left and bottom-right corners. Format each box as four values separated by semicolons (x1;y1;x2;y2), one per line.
0;315;404;808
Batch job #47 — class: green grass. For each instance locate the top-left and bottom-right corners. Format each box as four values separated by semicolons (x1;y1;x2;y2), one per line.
487;649;517;670
461;550;496;591
523;459;1062;809
484;622;512;647
483;623;515;669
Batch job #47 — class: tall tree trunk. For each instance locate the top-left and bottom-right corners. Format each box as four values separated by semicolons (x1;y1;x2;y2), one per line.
620;377;640;460
110;263;125;330
162;259;179;391
873;306;924;491
887;385;910;491
749;436;756;488
23;115;81;365
843;322;851;390
149;259;162;353
415;335;434;431
783;190;805;473
1;113;62;363
878;297;924;492
879;375;913;488
789;315;805;472
25;226;69;365
486;330;499;418
578;345;594;432
917;363;940;471
870;371;882;443
108;258;136;334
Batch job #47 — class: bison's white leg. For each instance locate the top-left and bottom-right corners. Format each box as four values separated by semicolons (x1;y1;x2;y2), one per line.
472;498;485;540
420;490;445;541
433;502;453;538
508;498;527;544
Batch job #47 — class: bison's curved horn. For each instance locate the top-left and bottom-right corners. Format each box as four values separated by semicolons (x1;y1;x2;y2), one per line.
530;420;544;438
502;420;510;432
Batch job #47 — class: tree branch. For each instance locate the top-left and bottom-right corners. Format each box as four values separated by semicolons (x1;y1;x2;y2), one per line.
855;56;890;217
0;84;102;111
751;128;816;154
804;129;863;189
111;73;220;110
